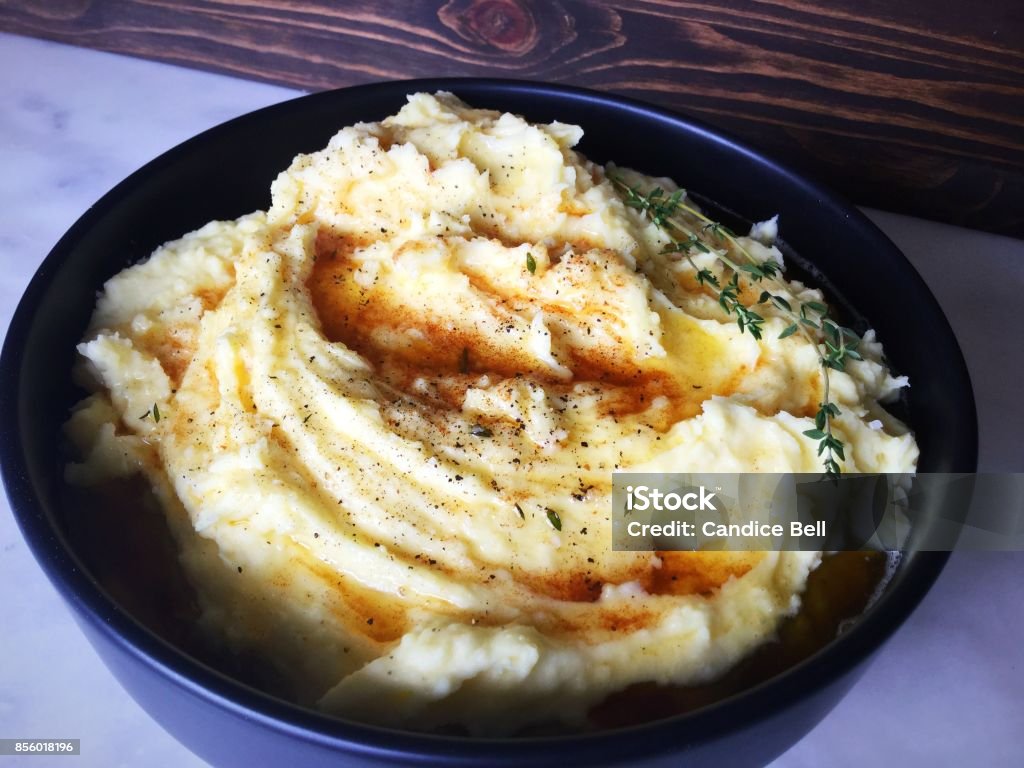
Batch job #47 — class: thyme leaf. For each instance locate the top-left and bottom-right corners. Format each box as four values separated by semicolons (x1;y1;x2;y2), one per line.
545;507;562;531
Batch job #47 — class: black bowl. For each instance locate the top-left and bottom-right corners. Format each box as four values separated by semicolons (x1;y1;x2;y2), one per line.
0;79;976;767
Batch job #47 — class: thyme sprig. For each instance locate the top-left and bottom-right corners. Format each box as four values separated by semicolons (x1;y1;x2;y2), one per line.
612;176;862;476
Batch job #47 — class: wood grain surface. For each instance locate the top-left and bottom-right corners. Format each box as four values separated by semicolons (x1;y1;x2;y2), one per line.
2;0;1022;236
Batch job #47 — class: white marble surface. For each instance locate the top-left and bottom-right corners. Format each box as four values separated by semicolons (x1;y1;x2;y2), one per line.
1;31;1021;768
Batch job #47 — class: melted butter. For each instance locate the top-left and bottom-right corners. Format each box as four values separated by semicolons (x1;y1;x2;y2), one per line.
589;551;887;729
645;551;761;596
308;231;544;379
307;228;749;430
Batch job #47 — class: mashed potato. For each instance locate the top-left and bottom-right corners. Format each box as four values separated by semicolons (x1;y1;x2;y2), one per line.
65;92;916;735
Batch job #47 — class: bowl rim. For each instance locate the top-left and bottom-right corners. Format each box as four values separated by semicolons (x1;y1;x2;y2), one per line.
0;76;976;764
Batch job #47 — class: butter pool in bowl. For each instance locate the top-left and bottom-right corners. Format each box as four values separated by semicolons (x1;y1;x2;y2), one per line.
1;81;976;767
